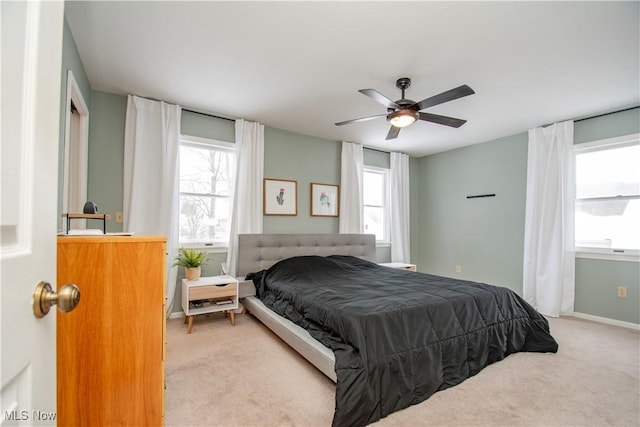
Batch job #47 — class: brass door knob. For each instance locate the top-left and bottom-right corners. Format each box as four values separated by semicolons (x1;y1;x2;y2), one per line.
33;281;80;318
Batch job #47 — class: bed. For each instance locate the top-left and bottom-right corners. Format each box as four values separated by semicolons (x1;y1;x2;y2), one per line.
237;234;558;427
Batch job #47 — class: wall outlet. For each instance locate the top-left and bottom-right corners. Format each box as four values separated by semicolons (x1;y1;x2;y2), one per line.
455;264;462;273
617;286;627;298
115;211;123;223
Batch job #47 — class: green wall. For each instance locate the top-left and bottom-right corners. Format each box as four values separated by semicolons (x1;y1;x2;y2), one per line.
575;258;639;322
65;14;637;322
181;110;235;142
574;108;639;144
364;148;390;169
263;127;341;234
86;101;238;232
416;133;529;293
83;93;639;323
86;92;126;231
84;96;395;313
415;108;640;324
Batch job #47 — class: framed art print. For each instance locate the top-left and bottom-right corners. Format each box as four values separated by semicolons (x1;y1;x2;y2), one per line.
310;183;339;217
264;178;297;215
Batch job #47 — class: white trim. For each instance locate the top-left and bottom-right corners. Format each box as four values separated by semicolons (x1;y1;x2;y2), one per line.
180;134;235;151
363;164;389;174
574;132;639;153
571;312;640;331
62;70;89;231
576;249;640;263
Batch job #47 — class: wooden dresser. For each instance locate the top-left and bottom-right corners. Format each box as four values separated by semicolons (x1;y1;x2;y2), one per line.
57;236;166;426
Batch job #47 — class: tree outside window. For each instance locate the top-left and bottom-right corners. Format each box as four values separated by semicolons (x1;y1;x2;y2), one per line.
179;136;235;247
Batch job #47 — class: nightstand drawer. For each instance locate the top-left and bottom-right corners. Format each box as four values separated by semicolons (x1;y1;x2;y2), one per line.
189;283;236;300
379;262;417;272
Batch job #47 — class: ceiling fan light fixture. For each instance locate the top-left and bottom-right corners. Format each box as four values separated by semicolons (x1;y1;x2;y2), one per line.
388;109;418;128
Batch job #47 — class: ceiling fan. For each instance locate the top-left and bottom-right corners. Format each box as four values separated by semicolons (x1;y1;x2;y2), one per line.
335;77;475;140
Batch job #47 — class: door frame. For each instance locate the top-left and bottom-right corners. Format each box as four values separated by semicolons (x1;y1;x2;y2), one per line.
62;70;89;232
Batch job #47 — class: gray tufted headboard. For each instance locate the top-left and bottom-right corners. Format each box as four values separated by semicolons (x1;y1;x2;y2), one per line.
237;234;376;277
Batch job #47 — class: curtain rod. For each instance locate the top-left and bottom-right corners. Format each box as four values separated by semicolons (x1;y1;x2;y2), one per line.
364;146;410;156
543;105;639;127
182;108;235;122
575;106;638;123
130;94;236;122
364;146;390;154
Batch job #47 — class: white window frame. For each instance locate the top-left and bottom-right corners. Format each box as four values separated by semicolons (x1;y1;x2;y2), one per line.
574;133;640;262
178;135;235;252
363;165;390;246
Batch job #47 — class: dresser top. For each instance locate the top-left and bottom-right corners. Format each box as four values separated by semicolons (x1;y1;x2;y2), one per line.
57;235;166;244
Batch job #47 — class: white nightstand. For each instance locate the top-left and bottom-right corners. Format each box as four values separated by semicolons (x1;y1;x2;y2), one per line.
182;275;239;333
379;262;417;272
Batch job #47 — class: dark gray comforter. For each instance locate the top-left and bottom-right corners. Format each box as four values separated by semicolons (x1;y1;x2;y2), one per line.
247;255;558;426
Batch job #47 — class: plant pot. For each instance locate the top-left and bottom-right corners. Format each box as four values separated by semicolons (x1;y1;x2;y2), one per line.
185;266;201;281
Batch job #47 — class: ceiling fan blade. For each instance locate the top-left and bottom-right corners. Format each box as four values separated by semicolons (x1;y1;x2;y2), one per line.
385;126;401;140
335;113;387;126
359;89;399;109
418;112;467;128
411;85;475;111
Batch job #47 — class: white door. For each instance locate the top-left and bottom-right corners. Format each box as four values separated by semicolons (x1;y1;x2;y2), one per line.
1;1;64;425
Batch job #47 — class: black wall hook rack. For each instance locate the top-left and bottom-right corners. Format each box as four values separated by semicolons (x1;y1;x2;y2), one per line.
466;194;496;199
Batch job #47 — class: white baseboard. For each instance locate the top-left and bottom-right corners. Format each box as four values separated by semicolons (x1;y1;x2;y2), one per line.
572;312;640;331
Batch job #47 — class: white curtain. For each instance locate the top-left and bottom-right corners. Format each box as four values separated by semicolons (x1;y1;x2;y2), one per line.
226;119;264;277
390;152;411;263
123;95;181;314
523;120;575;317
339;141;364;234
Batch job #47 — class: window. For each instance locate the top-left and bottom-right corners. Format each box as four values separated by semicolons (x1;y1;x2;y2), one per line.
179;135;235;248
574;133;639;259
363;166;390;244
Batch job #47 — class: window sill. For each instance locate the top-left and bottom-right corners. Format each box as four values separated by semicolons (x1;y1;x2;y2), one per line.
179;244;228;254
576;250;639;263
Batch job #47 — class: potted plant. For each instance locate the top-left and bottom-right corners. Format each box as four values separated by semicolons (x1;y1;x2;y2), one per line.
173;247;209;280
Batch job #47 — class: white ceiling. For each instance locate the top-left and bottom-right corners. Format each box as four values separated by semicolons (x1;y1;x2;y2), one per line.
64;1;639;157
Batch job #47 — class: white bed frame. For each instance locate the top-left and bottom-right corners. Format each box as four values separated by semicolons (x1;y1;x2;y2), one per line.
237;233;376;382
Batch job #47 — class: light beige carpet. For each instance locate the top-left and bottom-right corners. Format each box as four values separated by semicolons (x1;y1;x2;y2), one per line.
165;312;639;426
